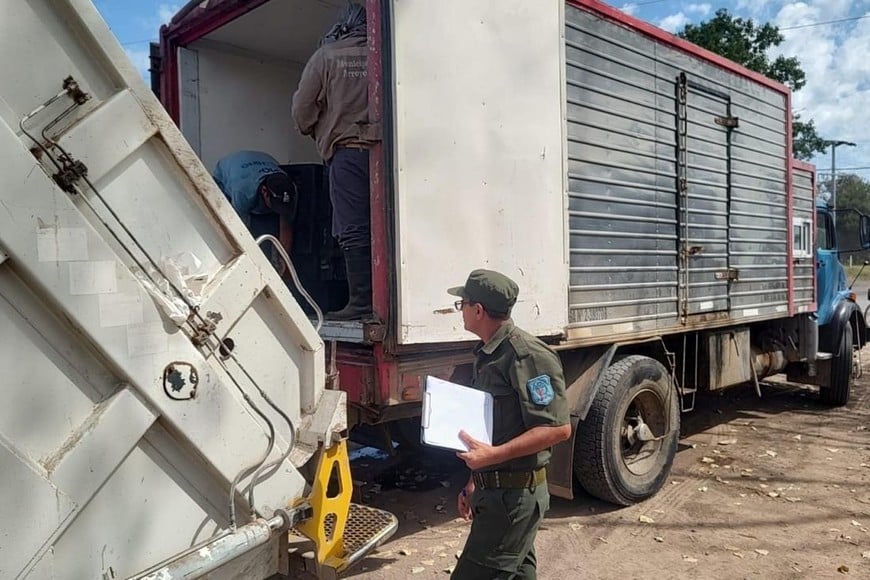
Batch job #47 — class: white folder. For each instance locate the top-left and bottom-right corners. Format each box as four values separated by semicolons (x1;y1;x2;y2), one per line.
421;376;493;452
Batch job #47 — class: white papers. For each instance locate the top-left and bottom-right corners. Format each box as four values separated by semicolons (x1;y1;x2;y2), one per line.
422;376;493;452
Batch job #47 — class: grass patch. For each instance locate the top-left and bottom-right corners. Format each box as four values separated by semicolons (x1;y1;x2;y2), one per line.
844;265;870;282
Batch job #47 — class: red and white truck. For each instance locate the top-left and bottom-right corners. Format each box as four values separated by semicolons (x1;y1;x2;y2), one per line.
154;0;869;507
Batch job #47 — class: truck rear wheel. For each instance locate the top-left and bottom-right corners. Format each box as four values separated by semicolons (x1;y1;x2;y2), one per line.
820;322;852;406
574;355;679;505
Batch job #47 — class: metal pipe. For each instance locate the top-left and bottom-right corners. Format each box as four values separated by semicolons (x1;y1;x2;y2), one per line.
133;515;286;580
751;345;787;379
822;139;856;211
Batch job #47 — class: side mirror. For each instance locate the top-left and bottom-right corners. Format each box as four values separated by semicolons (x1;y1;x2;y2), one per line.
862;215;870;250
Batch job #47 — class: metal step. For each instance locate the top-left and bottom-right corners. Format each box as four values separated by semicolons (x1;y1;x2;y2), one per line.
291;503;398;577
333;503;398;573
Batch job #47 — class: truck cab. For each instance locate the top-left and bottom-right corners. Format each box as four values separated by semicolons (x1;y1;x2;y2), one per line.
790;198;870;406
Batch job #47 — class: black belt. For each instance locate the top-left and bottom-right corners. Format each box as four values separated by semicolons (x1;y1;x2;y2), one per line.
472;467;547;490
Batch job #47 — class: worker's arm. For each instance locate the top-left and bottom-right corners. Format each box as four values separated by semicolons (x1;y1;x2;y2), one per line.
291;50;325;136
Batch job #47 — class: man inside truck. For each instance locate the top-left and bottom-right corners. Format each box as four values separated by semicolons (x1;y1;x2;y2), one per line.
212;150;298;274
291;3;379;320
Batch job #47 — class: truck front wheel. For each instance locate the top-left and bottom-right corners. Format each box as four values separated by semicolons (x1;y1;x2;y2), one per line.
821;322;852;406
574;355;680;505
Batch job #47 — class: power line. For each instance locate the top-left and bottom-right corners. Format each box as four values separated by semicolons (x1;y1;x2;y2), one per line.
121;38;156;46
780;14;870;31
615;2;870;32
617;0;672;7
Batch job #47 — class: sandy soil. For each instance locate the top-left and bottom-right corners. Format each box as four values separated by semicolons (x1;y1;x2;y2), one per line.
328;352;870;580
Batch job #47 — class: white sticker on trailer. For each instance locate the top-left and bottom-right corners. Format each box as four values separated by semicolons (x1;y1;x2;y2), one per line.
699;301;714;311
776;305;787;313
69;260;117;295
99;292;144;327
127;323;168;357
37;227;88;262
742;308;759;317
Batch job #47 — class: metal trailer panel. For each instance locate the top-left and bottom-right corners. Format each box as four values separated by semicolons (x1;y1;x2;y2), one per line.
792;162;817;312
0;1;341;578
564;4;793;343
390;0;568;344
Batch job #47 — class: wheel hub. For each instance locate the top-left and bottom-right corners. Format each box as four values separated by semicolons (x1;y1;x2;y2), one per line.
620;387;669;476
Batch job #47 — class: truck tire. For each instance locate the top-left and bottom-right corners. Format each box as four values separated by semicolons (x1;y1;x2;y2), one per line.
820;322;852;406
574;355;679;505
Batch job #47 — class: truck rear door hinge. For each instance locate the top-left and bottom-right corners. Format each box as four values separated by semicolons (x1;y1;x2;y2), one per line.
714;268;740;281
53;158;88;194
715;115;739;128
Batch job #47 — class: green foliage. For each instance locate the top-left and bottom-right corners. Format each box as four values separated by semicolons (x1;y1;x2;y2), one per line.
679;9;805;90
793;116;827;161
678;9;826;159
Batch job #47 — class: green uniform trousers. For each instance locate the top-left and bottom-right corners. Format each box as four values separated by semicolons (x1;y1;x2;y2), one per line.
451;483;550;580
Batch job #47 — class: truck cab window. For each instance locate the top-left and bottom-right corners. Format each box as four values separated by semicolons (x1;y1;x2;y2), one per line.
817;210;834;250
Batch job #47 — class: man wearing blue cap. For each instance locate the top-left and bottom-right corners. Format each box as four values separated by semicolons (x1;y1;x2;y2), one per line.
212;150;297;275
447;269;571;580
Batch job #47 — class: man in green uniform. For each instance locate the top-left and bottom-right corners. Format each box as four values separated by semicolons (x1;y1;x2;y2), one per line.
447;269;571;580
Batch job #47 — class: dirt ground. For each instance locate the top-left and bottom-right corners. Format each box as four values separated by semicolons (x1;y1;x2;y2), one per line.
333;349;870;580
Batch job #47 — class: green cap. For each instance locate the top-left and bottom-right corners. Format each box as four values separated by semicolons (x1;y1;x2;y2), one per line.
448;269;519;316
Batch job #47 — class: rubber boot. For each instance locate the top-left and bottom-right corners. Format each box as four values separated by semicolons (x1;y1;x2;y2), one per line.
328;246;372;320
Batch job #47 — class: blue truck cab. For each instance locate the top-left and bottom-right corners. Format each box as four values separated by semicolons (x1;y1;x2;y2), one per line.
810;199;870;405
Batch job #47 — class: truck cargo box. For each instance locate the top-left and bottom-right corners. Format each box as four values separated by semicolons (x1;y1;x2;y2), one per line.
158;0;807;350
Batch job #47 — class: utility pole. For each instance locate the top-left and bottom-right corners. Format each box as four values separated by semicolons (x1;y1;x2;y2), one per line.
822;139;856;209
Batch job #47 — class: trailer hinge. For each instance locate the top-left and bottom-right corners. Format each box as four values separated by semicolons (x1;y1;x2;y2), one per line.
714;268;740;281
363;320;386;343
53;158;89;194
715;115;739;128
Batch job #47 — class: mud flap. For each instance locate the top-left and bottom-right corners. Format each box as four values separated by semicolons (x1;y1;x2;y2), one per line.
547;344;616;500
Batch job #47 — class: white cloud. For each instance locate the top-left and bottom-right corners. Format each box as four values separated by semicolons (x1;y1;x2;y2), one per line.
771;1;870;170
158;3;181;25
658;12;691;33
735;0;778;16
620;3;638;17
686;3;712;16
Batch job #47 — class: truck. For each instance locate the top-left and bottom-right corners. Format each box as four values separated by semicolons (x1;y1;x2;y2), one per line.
153;0;870;507
1;1;397;579
4;3;866;577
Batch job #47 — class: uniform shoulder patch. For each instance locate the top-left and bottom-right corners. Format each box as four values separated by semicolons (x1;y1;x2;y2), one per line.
527;375;554;406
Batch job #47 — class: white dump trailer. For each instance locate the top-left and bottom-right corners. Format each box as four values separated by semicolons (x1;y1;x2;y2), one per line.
0;2;395;578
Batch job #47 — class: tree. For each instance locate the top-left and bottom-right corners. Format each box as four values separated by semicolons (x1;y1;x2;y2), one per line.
678;9;826;160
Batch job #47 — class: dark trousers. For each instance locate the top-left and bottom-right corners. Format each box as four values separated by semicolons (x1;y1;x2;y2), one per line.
452;484;549;580
328;147;370;250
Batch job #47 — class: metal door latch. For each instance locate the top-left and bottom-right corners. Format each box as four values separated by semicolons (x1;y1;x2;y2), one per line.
714;268;740;281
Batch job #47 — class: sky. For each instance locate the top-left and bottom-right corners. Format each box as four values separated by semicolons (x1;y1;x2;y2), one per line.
94;0;869;180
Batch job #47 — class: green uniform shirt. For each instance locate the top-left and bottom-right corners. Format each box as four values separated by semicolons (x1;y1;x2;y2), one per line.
471;320;569;472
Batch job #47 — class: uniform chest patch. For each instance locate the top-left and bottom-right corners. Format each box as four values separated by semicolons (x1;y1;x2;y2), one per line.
527;375;554;406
